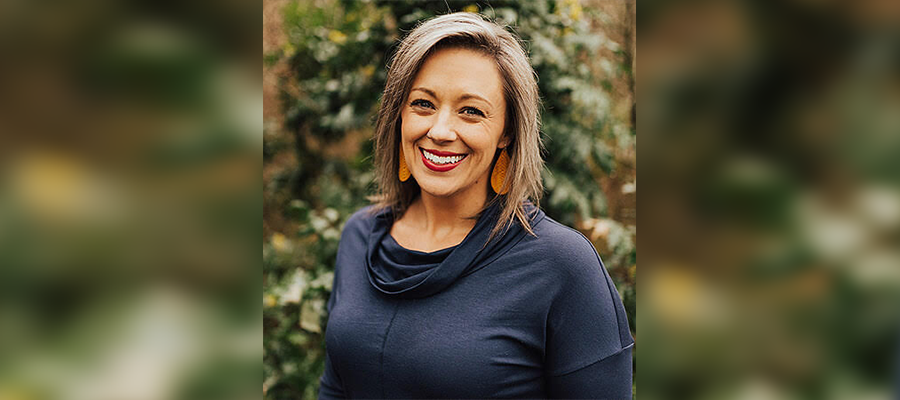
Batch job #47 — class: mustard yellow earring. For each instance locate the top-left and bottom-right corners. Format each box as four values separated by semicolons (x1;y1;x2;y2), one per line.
491;149;509;195
398;147;410;182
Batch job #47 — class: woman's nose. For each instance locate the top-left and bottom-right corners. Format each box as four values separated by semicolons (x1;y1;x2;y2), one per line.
426;109;458;142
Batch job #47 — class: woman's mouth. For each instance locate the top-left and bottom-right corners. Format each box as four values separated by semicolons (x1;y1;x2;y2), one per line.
420;148;467;172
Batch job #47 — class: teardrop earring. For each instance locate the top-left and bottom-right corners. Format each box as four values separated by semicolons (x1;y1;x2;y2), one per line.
398;147;410;182
490;149;509;195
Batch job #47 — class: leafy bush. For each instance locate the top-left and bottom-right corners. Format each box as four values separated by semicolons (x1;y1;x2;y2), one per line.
263;1;635;398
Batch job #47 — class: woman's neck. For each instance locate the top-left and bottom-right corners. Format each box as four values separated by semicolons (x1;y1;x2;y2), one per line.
391;186;488;252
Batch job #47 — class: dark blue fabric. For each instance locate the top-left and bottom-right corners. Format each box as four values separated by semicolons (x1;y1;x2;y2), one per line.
319;201;634;399
366;200;532;299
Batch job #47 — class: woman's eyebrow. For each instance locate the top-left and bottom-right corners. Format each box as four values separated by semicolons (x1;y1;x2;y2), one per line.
410;87;437;98
410;87;493;108
458;93;493;107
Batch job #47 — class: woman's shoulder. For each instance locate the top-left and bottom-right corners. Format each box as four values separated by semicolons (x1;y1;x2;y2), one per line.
529;213;634;374
531;214;596;248
524;213;606;276
337;205;383;244
344;204;379;227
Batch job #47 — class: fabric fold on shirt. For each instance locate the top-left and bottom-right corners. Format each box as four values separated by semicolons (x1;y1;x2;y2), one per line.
365;200;544;299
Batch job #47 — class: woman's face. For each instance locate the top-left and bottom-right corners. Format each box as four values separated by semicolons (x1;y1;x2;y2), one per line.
400;47;508;202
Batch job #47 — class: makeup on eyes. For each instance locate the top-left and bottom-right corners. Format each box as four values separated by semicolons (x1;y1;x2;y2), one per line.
461;107;485;117
408;99;487;118
410;99;433;108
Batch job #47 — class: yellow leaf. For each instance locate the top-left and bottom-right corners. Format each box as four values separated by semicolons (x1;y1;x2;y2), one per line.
283;42;295;58
328;30;347;45
462;4;479;14
361;65;375;78
271;233;291;253
570;3;582;21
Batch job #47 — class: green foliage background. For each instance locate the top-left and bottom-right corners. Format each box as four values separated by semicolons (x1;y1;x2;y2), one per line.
262;1;636;398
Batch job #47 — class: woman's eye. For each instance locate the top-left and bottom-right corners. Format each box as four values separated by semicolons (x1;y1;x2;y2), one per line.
410;99;434;109
461;107;485;117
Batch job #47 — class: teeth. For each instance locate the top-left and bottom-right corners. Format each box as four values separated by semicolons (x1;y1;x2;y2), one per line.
423;150;465;165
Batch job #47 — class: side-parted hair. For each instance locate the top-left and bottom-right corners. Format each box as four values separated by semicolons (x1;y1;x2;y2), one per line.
371;12;543;239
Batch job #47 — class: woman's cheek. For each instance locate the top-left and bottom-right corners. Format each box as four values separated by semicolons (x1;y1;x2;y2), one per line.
402;116;430;140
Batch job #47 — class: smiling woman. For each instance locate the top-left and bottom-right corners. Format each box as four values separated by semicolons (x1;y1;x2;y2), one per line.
318;12;633;399
405;49;505;184
394;47;509;251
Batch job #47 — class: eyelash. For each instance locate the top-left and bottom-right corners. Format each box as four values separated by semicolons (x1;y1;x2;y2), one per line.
410;99;434;109
409;99;486;118
461;107;485;117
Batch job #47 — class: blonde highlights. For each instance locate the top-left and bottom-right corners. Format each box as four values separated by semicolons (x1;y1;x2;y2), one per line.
371;12;543;238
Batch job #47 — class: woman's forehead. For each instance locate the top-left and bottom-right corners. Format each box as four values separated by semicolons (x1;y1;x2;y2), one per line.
409;47;504;104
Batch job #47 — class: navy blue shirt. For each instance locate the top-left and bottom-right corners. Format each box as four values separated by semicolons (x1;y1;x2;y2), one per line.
319;202;633;399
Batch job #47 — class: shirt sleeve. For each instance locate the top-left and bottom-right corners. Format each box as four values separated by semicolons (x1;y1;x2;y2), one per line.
318;221;350;400
318;276;347;399
543;226;634;397
546;345;633;399
317;350;346;399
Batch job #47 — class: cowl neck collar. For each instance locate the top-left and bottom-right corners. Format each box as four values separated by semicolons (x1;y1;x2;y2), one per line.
366;200;544;299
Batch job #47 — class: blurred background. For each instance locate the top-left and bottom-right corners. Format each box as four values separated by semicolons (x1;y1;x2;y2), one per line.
640;0;900;399
262;0;636;399
0;0;261;399
8;0;895;399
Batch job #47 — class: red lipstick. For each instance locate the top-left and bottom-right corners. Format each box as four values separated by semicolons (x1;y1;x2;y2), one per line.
420;147;467;172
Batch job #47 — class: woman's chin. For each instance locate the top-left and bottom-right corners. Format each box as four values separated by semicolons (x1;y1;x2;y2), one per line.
419;186;457;199
415;180;459;198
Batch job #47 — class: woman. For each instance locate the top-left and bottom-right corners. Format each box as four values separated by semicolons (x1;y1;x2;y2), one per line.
319;12;633;399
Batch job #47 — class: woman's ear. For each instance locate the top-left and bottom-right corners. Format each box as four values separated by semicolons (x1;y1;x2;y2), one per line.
498;135;511;149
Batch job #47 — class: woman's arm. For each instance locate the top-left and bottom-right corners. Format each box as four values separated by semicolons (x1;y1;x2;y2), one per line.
546;345;633;399
317;236;345;399
317;351;345;399
317;210;365;400
318;276;345;399
541;221;634;399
